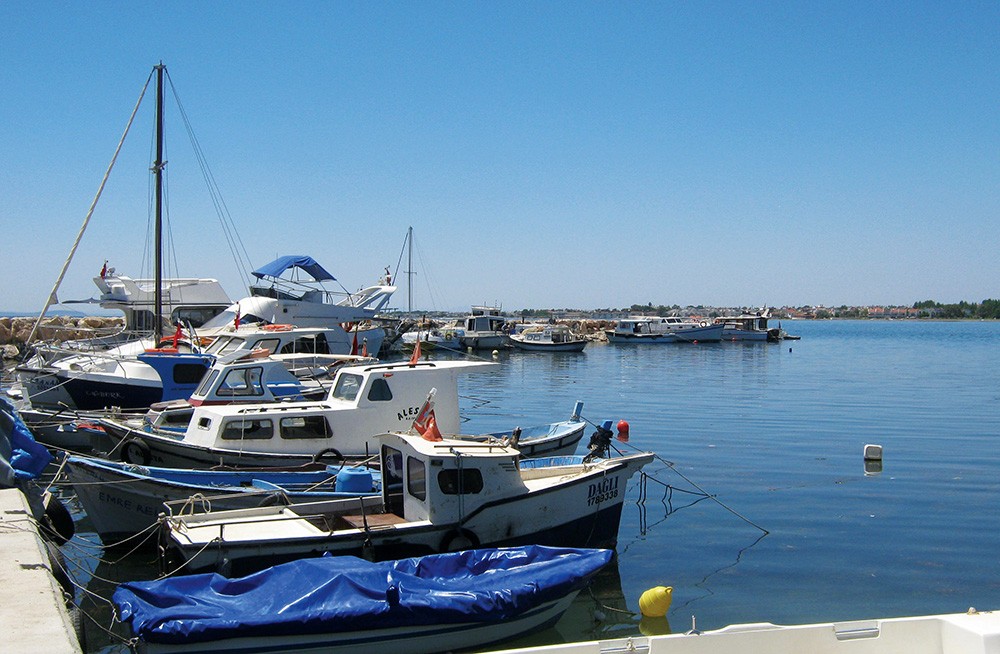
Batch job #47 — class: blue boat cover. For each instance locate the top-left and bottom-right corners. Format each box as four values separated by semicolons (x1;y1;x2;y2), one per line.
114;545;612;645
0;397;53;487
252;255;336;282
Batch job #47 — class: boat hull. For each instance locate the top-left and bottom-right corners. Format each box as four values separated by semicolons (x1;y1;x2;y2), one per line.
138;593;578;654
606;323;724;343
99;418;585;469
64;456;377;544
510;339;587;352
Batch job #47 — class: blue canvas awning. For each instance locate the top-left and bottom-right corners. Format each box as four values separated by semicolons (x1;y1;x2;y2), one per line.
252;256;336;282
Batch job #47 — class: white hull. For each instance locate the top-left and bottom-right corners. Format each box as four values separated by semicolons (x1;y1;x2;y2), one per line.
489;609;1000;654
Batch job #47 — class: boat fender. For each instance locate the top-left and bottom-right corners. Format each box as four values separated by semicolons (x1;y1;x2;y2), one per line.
639;585;673;617
121;437;152;466
312;448;343;465
440;528;480;552
41;494;75;546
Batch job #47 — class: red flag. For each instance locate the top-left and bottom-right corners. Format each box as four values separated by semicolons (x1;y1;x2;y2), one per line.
171;323;183;348
100;260;108;278
408;334;421;365
412;389;442;441
234;308;241;330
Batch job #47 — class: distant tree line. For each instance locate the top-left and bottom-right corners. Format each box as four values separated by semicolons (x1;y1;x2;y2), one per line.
913;300;1000;319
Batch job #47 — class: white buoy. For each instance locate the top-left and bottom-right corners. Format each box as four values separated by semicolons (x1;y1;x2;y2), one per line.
864;444;883;461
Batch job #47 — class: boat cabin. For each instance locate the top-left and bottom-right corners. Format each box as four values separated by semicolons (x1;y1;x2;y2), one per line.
379;432;525;523
180;360;497;457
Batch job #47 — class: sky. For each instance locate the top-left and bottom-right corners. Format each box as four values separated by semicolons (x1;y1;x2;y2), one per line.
1;2;998;314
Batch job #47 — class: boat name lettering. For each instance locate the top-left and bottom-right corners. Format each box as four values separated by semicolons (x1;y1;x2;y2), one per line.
97;490;159;516
587;477;619;506
396;405;422;421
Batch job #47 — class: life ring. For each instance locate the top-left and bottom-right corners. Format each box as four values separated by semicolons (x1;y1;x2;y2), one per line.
121;438;152;466
440;528;480;552
700;321;708;327
263;324;294;332
312;448;344;465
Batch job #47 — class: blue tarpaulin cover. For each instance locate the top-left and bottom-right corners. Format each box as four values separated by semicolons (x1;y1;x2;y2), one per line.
251;255;336;282
113;545;612;645
0;397;53;487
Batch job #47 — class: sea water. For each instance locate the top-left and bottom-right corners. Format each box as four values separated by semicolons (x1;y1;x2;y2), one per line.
458;319;1000;644
64;320;1000;650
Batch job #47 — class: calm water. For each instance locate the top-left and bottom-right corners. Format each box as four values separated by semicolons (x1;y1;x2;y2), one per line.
61;320;1000;650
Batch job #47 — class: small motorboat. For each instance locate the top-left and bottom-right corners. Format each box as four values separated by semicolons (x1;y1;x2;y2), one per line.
99;359;586;468
113;545;613;654
509;324;587;352
160;430;652;575
63;455;380;544
605;316;724;343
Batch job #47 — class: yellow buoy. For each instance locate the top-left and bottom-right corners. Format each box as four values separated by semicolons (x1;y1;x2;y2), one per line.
639;586;673;617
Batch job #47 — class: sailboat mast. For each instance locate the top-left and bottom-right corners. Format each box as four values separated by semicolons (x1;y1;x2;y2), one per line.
153;63;165;343
407;225;413;314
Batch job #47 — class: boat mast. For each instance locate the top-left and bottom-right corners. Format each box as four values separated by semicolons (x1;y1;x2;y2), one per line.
152;63;165;343
407;225;413;314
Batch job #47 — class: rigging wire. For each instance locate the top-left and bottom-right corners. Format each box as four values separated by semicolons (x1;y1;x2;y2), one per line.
166;70;255;287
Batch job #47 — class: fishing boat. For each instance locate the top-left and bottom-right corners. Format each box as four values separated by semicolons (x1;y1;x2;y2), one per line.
459;305;510;350
400;326;465;353
509;324;587;352
99;359;588;467
487;608;1000;654
63;455;379;544
713;307;786;341
160;431;653;575
605;316;724;343
114;546;613;654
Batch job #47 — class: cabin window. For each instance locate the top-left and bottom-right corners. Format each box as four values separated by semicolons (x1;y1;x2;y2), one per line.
437;469;484;495
172;363;208;385
172;307;226;328
215;337;248;355
196;416;212;429
247;337;280;355
161;409;193;427
194;369;220;396
221;418;273;440
279;415;332;440
332;373;363;401
280;334;331;355
382;446;404;516
217;367;265;397
367;378;393;402
407;457;426;500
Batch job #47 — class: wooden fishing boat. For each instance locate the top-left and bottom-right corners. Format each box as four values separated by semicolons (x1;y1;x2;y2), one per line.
160;431;653;575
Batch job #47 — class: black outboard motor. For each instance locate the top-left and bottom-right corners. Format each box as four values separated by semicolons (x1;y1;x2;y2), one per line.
584;420;614;462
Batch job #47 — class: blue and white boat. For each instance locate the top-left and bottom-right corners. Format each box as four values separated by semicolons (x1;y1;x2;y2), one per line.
160;431;652;575
63;455;380;544
606;316;724;343
113;545;613;654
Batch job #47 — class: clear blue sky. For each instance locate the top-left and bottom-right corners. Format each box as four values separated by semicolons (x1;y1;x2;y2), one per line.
2;2;997;313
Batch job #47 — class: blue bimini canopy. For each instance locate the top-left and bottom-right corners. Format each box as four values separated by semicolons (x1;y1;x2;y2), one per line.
113;545;612;646
252;255;336;282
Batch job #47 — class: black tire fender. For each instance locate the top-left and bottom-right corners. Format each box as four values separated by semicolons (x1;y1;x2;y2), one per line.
440;528;480;552
312;448;343;465
41;495;75;546
120;438;152;466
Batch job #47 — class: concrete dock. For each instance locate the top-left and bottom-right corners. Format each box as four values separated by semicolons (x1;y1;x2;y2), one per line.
0;487;82;653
